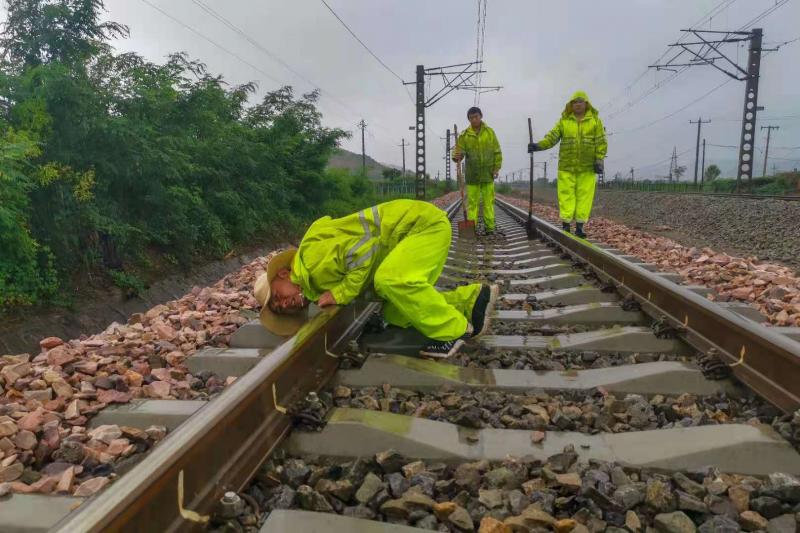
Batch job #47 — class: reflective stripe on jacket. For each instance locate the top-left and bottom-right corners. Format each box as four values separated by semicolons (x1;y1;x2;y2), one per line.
290;199;447;305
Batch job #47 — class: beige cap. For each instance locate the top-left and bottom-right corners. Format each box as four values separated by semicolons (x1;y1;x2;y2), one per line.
253;249;306;336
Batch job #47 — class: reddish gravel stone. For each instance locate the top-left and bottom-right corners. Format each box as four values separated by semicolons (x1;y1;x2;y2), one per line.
1;362;32;384
143;381;171;399
96;389;131;404
56;466;75;493
0;463;23;483
13;430;37;450
73;476;110;497
17;408;45;432
46;346;76;367
0;421;18;437
39;337;64;350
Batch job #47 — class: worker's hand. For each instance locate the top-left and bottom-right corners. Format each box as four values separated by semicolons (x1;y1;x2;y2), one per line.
317;291;337;307
594;160;604;174
527;142;540;153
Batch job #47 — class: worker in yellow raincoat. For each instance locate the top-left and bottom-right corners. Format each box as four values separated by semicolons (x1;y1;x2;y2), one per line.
528;91;607;238
253;199;498;358
453;106;503;234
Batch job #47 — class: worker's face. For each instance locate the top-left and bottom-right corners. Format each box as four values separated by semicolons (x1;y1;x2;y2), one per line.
468;112;482;129
269;269;307;314
571;99;587;115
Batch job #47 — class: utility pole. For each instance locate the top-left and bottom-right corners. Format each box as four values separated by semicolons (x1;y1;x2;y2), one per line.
630;167;634;182
651;28;776;189
669;147;677;183
404;62;501;199
357;119;367;176
700;138;706;186
444;129;452;191
543;161;547;182
690;117;711;185
398;138;408;178
761;125;779;177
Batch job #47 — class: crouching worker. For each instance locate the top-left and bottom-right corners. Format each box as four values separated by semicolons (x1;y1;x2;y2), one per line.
253;199;499;358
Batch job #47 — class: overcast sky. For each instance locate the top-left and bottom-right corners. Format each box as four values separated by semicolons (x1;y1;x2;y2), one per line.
33;1;800;180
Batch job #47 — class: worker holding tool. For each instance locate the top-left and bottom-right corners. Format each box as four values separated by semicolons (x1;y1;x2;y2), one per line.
253;199;499;358
528;91;607;238
453;107;503;234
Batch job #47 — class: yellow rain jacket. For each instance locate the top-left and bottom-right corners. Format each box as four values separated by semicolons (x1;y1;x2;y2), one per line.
453;123;502;230
537;90;607;174
291;199;481;340
454;123;503;184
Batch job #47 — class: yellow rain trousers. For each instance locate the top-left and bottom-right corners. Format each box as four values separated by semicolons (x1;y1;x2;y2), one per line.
291;199;482;341
466;183;496;231
535;90;607;223
454;122;502;231
557;171;597;223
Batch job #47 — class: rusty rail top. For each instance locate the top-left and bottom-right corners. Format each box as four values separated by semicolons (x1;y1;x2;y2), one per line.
497;198;800;412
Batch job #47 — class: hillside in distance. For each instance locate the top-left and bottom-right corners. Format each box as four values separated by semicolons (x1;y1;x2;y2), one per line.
327;148;401;179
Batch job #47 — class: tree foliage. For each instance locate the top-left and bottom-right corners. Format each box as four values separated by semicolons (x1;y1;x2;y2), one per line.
0;0;375;308
704;164;721;182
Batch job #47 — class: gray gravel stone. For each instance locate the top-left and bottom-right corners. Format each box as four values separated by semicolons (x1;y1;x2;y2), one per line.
766;514;797;533
751;496;785;519
698;515;742;533
654;511;698;533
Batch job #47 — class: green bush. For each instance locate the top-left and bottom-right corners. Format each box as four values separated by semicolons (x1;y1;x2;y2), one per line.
0;0;379;309
108;270;146;298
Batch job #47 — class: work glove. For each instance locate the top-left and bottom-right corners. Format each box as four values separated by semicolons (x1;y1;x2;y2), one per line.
527;142;540;153
594;160;604;174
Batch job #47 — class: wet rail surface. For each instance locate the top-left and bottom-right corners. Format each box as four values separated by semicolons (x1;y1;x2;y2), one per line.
22;199;800;533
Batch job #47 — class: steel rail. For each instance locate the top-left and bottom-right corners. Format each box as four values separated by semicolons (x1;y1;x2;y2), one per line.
52;299;378;533
52;200;462;532
598;188;800;201
497;198;800;412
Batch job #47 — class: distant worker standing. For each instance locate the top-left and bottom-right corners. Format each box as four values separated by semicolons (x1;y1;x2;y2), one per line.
453;107;503;234
528;91;607;238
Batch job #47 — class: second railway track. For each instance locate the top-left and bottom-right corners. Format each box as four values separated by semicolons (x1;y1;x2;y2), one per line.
29;198;800;532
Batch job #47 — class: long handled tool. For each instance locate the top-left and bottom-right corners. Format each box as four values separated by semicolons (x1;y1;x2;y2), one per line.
453;125;476;240
526;117;537;239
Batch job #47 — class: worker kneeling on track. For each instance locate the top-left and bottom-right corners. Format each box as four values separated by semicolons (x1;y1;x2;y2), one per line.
253;199;499;358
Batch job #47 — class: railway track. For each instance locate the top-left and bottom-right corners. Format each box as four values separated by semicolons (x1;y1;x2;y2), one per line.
13;199;800;532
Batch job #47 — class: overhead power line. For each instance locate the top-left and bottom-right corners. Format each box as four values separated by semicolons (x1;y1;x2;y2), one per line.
188;0;364;119
474;0;488;106
607;79;732;136
605;0;789;122
318;0;414;106
137;0;284;86
602;0;739;115
318;0;404;83
139;0;401;156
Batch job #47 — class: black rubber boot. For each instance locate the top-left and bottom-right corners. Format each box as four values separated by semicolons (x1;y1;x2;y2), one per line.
562;222;571;233
575;222;586;238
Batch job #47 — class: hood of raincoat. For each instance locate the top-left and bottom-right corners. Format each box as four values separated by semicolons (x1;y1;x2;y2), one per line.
561;90;598;119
